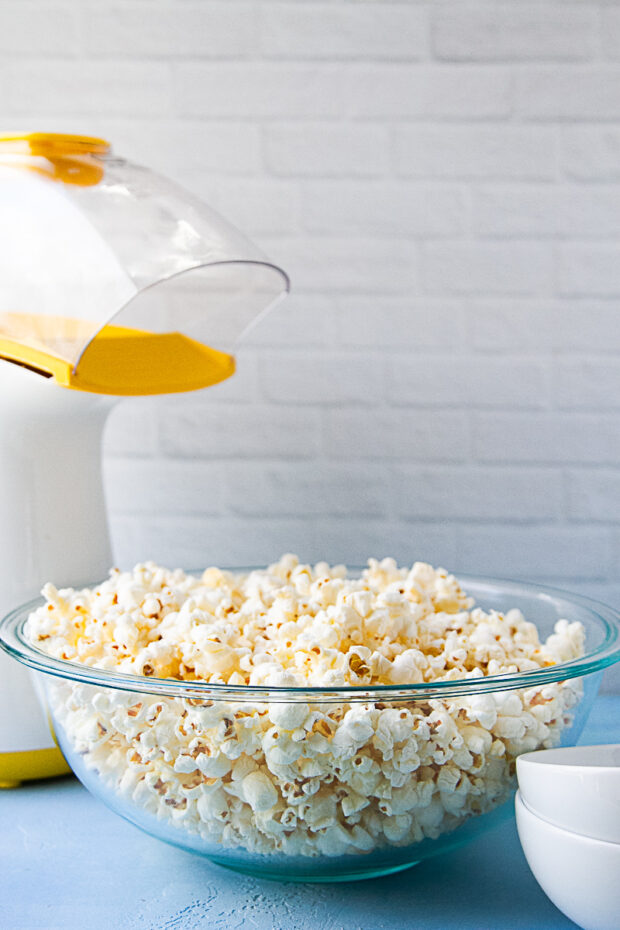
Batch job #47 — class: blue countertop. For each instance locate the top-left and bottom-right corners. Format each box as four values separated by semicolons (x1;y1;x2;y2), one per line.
2;696;618;930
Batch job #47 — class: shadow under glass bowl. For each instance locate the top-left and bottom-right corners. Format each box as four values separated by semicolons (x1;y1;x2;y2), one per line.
1;573;619;883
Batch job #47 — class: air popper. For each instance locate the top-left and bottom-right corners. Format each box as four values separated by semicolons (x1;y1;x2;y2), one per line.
0;133;289;786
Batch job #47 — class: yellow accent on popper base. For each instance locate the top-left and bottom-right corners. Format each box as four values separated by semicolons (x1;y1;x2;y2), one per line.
0;315;236;396
0;747;72;788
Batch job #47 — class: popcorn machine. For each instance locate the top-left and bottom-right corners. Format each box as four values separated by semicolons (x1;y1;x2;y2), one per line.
0;133;289;786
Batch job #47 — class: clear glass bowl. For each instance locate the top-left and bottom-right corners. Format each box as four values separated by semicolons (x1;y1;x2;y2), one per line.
1;575;619;883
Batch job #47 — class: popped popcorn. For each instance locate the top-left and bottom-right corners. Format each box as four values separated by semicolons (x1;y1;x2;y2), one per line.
26;556;585;860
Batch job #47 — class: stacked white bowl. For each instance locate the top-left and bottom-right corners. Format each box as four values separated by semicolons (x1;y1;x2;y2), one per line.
516;744;620;930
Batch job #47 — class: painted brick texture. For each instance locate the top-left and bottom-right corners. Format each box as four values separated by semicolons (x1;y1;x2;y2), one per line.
4;0;620;690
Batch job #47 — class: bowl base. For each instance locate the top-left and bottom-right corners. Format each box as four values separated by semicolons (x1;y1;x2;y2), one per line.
209;856;421;883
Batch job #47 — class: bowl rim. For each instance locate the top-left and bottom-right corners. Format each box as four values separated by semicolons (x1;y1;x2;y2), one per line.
515;790;620;851
516;742;620;771
1;571;620;703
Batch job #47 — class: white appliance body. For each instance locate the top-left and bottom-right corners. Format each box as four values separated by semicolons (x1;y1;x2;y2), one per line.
0;360;117;778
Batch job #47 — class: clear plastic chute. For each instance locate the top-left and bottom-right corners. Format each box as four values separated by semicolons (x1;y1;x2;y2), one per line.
0;134;289;395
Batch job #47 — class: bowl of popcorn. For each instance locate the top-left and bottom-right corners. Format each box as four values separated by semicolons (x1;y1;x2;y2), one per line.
2;556;619;882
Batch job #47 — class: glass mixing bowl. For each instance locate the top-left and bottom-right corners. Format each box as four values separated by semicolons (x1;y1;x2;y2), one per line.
1;575;619;882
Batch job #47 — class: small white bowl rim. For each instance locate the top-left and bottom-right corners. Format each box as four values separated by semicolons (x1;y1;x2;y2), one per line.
515;791;620;844
517;743;620;772
517;746;620;845
516;791;620;848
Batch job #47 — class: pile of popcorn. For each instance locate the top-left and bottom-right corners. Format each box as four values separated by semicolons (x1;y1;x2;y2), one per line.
27;556;585;859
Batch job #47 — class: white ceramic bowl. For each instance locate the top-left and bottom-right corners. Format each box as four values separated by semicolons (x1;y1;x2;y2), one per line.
517;744;620;844
515;791;620;930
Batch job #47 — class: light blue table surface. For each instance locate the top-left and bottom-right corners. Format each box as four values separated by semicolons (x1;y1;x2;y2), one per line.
2;696;618;930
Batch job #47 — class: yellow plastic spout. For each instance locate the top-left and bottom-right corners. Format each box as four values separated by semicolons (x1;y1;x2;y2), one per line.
0;315;236;396
70;324;236;395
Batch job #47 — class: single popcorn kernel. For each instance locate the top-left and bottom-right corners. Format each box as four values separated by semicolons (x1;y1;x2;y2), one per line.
242;771;278;813
349;654;370;677
26;555;585;863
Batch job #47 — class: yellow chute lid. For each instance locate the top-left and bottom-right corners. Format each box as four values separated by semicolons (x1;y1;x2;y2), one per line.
0;132;110;155
0;133;110;186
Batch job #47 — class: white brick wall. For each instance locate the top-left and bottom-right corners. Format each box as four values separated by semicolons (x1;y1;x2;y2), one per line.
3;0;620;690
